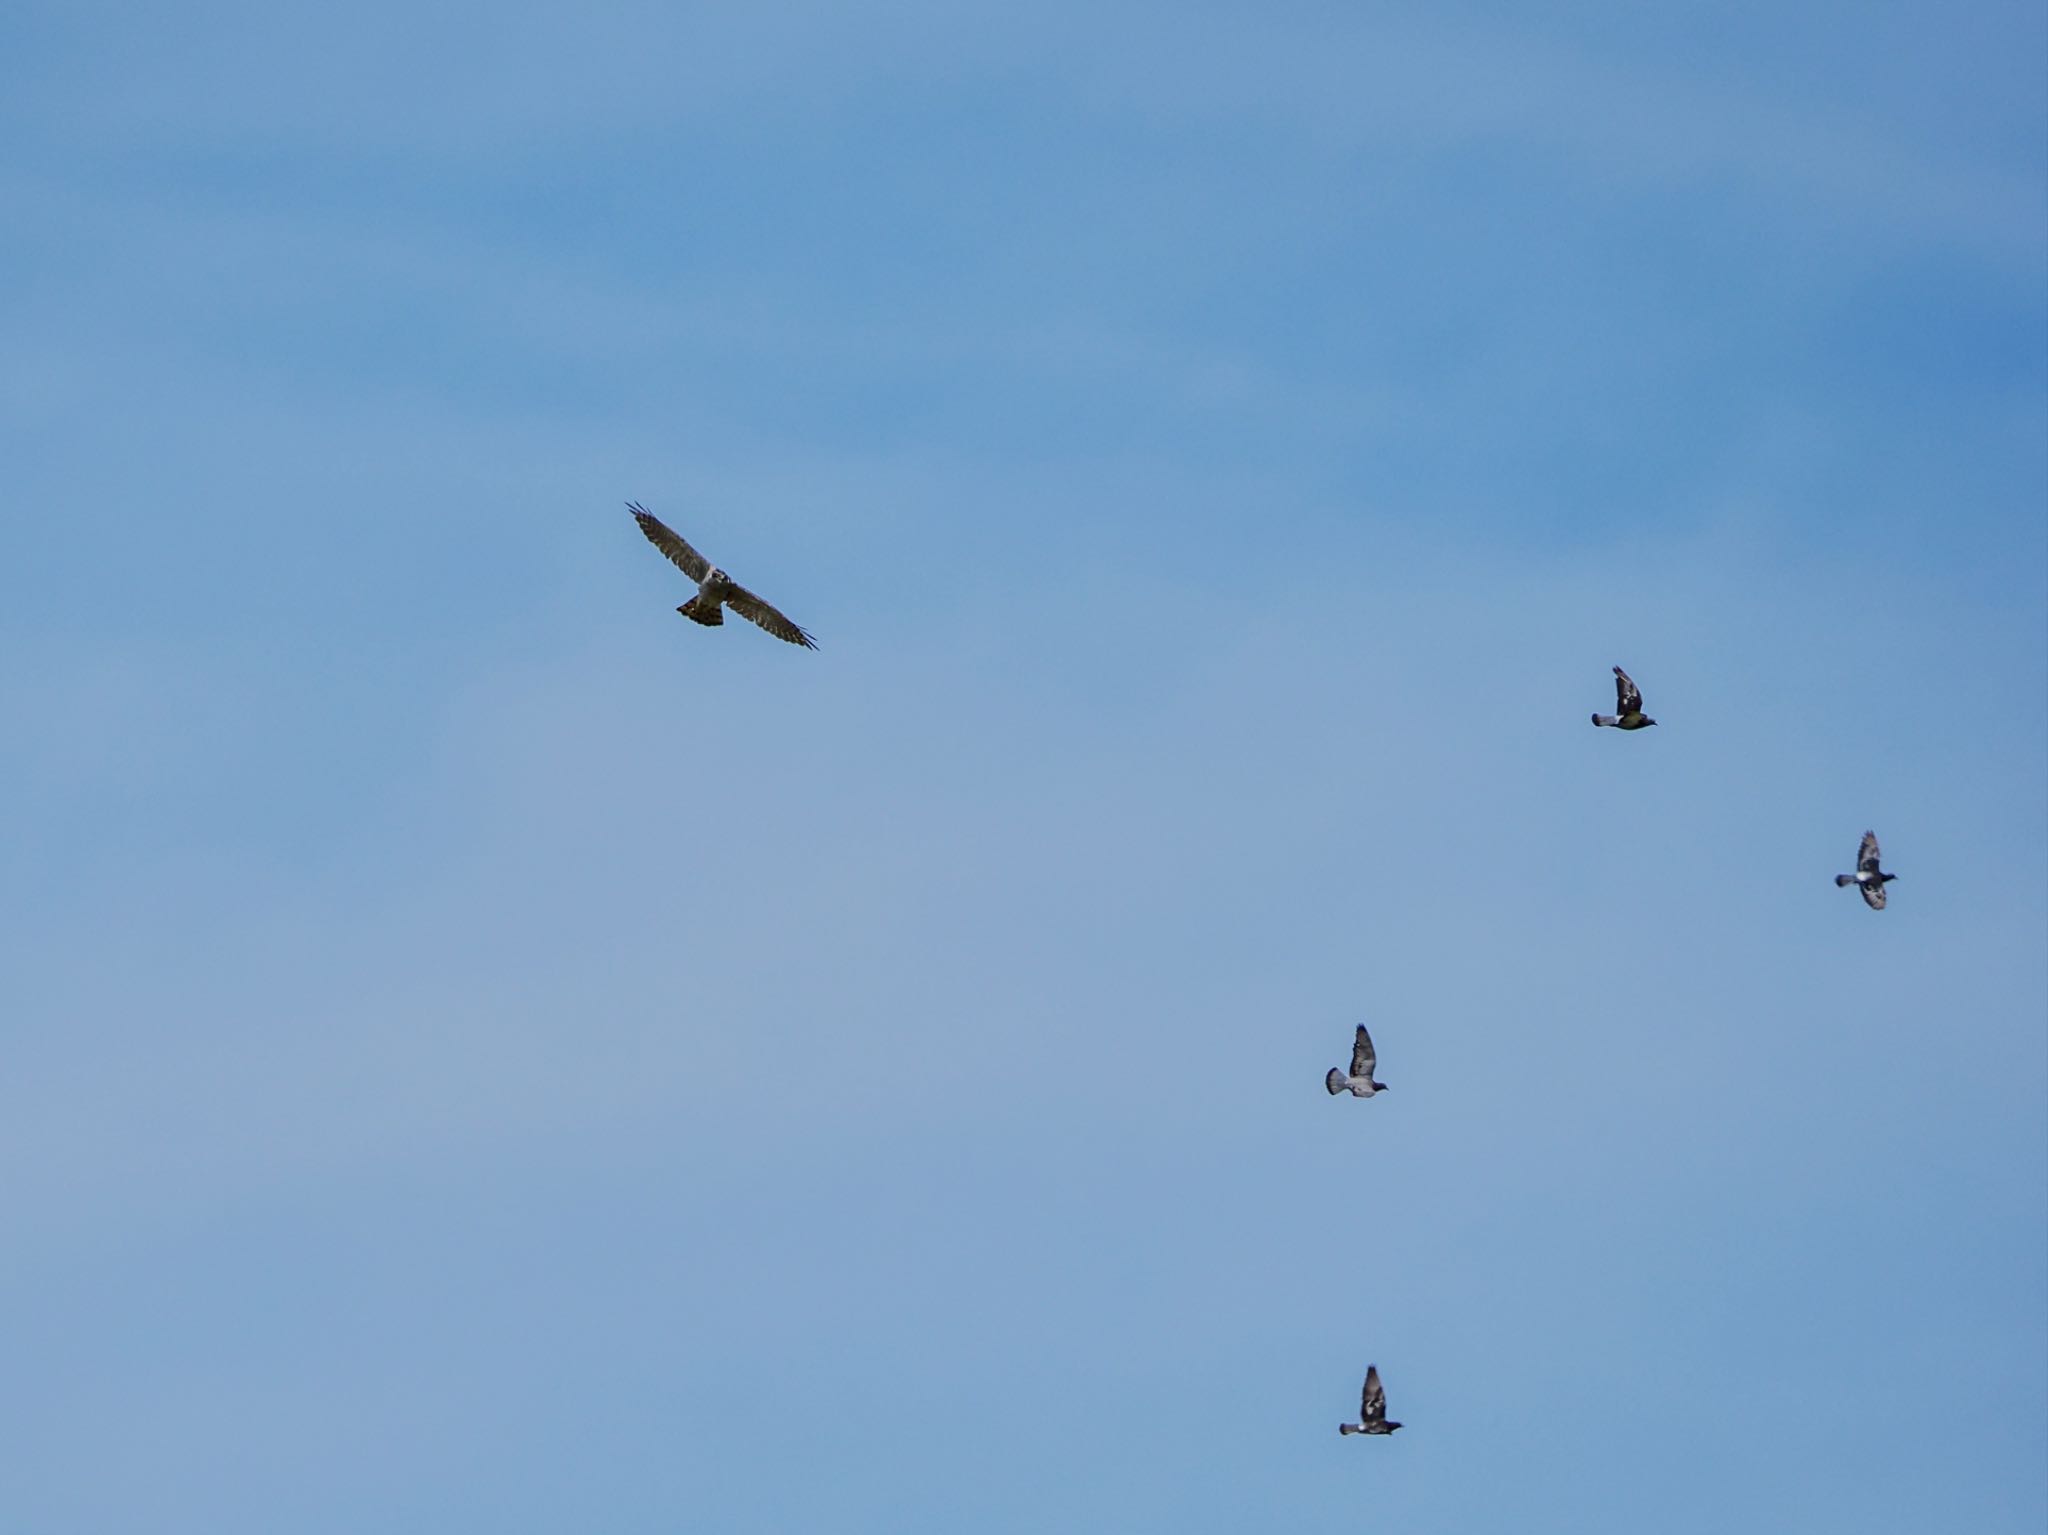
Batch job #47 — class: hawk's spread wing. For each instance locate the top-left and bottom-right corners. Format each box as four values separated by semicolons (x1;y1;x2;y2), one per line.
1350;1026;1376;1081
1857;830;1882;875
1361;1367;1387;1426
628;503;711;583
725;581;818;649
1613;666;1643;716
1860;879;1887;910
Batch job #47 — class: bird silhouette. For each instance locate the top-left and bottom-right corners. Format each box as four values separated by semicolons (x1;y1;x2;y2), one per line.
1834;830;1896;910
1338;1365;1403;1436
629;502;817;649
1325;1025;1388;1098
1591;665;1656;729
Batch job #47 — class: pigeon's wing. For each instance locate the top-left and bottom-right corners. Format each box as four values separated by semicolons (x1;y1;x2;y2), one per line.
1361;1366;1387;1425
628;504;711;583
724;581;818;649
1350;1026;1377;1080
1861;880;1887;910
1857;830;1882;875
1613;666;1643;715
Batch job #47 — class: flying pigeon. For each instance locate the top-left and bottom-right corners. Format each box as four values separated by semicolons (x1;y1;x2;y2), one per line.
1834;830;1896;910
629;502;817;649
1591;665;1656;729
1338;1365;1402;1436
1325;1025;1388;1098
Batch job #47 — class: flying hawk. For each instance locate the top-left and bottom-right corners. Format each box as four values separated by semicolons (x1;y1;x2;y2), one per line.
628;502;817;649
1591;665;1656;729
1338;1365;1402;1436
1325;1025;1388;1098
1834;830;1896;910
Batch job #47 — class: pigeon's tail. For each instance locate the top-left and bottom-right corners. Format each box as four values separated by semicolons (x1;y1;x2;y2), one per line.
678;596;725;626
1338;1422;1362;1436
1834;874;1855;887
1591;713;1617;727
1325;1068;1348;1096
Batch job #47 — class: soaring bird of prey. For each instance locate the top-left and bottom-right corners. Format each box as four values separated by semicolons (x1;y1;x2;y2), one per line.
1325;1025;1388;1099
628;502;817;649
1338;1366;1403;1436
1835;830;1896;910
1591;665;1657;729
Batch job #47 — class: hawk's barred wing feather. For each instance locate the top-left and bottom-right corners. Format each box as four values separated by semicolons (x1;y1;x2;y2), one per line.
725;581;818;649
629;503;711;583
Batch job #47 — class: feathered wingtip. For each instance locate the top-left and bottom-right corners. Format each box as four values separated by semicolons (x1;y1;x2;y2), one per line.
1325;1068;1347;1096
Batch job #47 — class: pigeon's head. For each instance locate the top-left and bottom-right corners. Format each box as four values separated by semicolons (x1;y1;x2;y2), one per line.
1373;1079;1389;1092
1642;717;1658;727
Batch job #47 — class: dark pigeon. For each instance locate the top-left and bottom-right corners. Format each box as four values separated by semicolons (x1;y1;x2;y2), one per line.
1325;1025;1388;1098
1339;1365;1403;1436
1835;830;1896;910
1591;665;1656;730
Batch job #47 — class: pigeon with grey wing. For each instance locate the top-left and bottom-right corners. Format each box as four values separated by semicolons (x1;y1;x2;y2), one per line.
1338;1365;1402;1436
1591;665;1656;729
1325;1025;1388;1098
629;502;817;649
1835;830;1896;910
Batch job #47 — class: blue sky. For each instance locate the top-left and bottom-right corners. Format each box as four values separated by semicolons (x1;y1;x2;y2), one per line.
3;3;2043;1530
